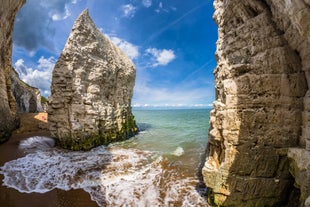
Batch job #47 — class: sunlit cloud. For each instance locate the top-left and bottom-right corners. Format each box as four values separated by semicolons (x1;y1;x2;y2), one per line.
121;4;137;18
51;5;71;21
110;36;139;60
146;48;175;67
142;0;152;8
14;56;56;97
133;81;213;107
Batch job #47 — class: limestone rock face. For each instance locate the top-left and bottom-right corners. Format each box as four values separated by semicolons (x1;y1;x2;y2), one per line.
203;0;310;206
288;148;310;203
0;0;25;143
48;9;138;150
11;68;43;113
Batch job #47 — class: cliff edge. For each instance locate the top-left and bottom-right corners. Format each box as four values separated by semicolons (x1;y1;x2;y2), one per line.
203;0;310;206
0;0;25;143
11;68;43;113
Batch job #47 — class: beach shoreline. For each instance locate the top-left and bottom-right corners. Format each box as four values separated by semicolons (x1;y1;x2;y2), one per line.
0;113;98;207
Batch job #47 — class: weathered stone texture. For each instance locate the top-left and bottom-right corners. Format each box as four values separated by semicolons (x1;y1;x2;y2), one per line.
0;0;25;143
288;148;310;203
48;10;138;150
11;68;43;113
203;0;310;206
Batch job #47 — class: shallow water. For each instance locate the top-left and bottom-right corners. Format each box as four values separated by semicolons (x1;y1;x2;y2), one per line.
0;109;211;206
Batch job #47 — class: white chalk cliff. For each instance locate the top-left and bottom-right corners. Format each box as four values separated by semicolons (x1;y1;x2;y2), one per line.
203;0;310;206
48;9;138;150
0;0;25;142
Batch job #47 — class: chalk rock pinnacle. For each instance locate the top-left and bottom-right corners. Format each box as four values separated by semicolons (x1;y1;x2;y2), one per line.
48;9;138;150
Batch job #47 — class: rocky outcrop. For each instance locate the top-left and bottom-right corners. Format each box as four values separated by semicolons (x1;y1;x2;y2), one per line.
0;0;25;143
203;0;310;206
48;9;138;151
11;68;43;113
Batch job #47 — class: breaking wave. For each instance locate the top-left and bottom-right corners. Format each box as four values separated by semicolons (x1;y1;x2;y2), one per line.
19;136;55;152
0;136;209;207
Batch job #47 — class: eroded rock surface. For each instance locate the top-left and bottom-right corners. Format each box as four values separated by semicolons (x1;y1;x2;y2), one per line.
0;0;25;143
48;9;138;150
288;148;310;203
203;0;310;206
11;68;43;113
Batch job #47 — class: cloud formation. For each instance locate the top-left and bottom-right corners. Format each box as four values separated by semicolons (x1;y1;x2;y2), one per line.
133;82;212;107
142;0;152;8
121;4;137;18
13;0;75;52
110;36;139;60
146;48;176;67
14;57;56;96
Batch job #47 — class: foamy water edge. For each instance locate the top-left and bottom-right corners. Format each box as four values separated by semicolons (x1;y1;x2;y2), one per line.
0;136;209;207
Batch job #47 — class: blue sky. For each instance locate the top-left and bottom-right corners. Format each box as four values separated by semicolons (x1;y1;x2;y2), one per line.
12;0;217;108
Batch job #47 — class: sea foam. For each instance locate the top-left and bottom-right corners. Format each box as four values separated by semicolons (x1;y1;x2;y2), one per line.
171;146;185;157
19;136;55;152
0;136;208;206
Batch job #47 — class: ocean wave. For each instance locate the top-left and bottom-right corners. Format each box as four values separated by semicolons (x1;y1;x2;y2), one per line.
0;137;208;206
19;136;55;152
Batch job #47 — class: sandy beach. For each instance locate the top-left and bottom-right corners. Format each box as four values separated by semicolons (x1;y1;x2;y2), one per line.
0;113;98;207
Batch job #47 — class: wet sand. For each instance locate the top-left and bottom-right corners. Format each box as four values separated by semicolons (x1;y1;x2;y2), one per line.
0;113;98;207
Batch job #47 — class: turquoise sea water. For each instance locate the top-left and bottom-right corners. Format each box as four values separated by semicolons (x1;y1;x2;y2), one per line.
132;109;210;174
0;108;211;206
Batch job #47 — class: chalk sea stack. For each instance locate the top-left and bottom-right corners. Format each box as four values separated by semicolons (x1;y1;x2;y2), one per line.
48;9;138;150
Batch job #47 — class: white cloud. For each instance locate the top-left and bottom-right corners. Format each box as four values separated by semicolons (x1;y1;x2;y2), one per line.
146;48;176;67
51;5;71;21
13;0;76;52
121;4;137;18
110;36;139;60
133;82;213;108
155;2;166;13
14;56;56;97
142;0;152;8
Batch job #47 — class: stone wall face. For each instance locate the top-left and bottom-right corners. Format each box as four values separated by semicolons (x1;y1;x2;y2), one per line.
48;10;138;151
203;0;310;206
0;0;25;142
11;68;43;113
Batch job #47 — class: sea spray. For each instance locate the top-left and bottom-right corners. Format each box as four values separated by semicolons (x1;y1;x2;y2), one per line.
19;136;55;152
0;136;209;206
